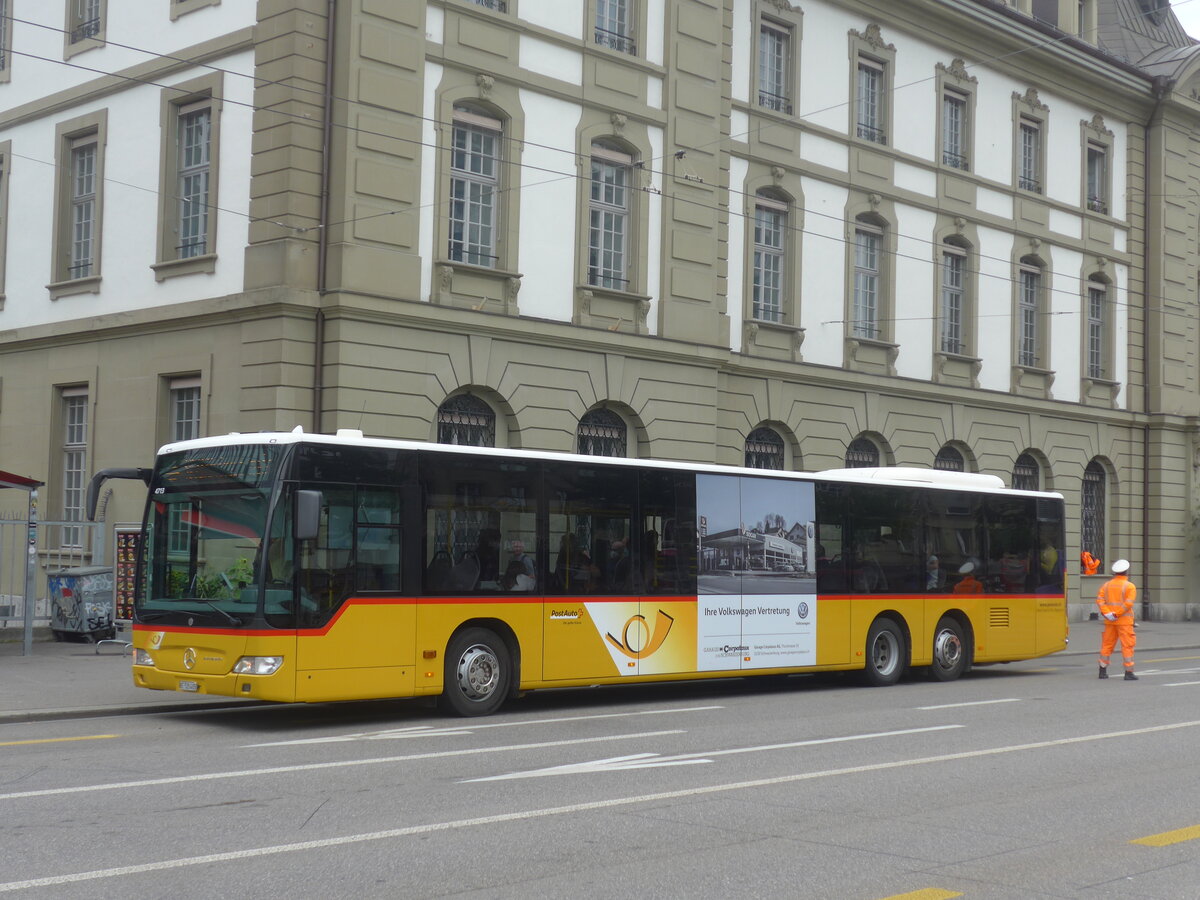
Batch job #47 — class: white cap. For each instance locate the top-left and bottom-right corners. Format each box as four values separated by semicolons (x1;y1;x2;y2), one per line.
958;561;975;574
1111;558;1130;574
928;555;938;564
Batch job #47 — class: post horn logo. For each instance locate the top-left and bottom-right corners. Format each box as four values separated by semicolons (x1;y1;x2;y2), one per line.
182;647;197;670
605;609;675;660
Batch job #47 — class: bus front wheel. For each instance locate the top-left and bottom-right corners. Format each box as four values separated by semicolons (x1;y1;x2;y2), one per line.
930;616;971;682
440;627;511;717
862;617;906;686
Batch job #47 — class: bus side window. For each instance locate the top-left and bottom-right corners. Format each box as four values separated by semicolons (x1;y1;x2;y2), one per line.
357;487;402;592
296;487;354;625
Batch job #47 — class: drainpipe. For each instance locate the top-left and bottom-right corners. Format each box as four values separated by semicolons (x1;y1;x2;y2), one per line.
313;0;337;434
1142;75;1169;620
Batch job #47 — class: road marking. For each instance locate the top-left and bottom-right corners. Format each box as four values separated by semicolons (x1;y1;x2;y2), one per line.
244;705;723;747
466;725;963;782
0;734;119;748
1131;824;1200;846
1134;667;1200;677
878;890;962;900
1143;656;1200;663
1162;681;1200;687
915;698;1021;711
6;719;1200;892
0;730;683;802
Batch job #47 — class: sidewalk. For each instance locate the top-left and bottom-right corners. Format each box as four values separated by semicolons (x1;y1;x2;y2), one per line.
3;619;1200;724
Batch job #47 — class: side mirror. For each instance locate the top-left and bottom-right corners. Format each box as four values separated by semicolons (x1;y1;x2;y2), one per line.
294;490;322;541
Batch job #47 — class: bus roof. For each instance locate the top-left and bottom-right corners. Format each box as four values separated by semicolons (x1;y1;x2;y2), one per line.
158;428;1063;500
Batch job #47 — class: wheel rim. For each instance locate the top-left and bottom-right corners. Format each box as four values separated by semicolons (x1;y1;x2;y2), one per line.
871;629;900;676
455;643;501;701
933;628;962;672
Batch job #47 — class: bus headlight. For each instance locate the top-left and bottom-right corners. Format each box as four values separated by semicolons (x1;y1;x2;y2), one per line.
132;649;155;667
233;656;283;675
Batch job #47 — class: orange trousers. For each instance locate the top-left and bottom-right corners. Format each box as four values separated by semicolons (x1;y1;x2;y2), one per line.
1099;622;1135;670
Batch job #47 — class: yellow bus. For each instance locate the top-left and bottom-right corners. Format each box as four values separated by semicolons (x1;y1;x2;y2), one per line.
88;429;1067;716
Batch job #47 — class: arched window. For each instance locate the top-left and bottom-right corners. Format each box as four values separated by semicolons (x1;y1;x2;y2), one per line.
578;408;627;457
1081;460;1106;560
935;446;964;472
845;437;879;468
436;394;495;447
745;427;785;470
1012;453;1040;491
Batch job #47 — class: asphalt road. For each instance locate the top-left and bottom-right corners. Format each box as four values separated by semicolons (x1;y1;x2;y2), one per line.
4;651;1200;899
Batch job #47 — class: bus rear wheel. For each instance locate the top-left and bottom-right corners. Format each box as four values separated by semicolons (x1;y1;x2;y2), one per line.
440;627;511;717
930;616;971;681
862;617;906;686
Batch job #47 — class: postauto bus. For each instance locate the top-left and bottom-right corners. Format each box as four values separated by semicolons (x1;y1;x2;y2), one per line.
88;429;1067;716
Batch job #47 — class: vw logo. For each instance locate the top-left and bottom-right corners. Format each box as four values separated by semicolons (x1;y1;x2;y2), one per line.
182;647;197;670
797;601;810;619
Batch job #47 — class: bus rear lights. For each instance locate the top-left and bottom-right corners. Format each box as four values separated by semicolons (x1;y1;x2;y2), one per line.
133;649;155;667
233;656;283;675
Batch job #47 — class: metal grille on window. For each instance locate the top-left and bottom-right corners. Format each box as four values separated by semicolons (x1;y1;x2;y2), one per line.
1081;462;1105;560
845;437;879;468
578;408;627;457
942;90;968;170
853;225;880;339
449;109;500;267
588;144;630;289
1012;453;1039;491
753;197;786;323
940;245;965;354
437;394;496;447
595;0;635;54
745;427;785;470
758;23;791;113
69;141;96;279
935;446;965;472
178;107;211;259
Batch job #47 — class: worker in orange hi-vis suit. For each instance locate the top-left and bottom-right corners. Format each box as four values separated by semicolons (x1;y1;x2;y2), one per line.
1097;558;1137;681
953;561;984;594
1081;550;1101;575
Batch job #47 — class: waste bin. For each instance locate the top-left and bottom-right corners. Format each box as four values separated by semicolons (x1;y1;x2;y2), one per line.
48;566;115;642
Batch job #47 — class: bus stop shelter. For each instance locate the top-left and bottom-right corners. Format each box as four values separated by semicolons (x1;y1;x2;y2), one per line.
1;469;43;656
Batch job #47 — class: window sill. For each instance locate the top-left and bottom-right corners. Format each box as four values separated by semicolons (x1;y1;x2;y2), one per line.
1081;375;1120;407
574;284;651;334
743;319;804;362
171;0;221;21
152;253;217;282
845;335;898;375
933;351;981;388
433;261;522;315
1012;363;1055;399
47;275;101;300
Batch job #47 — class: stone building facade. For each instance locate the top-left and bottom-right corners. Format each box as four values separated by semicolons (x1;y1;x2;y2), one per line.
3;0;1200;619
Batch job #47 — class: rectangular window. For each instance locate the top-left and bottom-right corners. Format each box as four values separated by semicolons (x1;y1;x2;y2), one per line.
70;0;102;43
1087;283;1106;379
595;0;635;55
156;76;221;277
0;0;11;76
62;388;88;548
1019;118;1041;193
856;58;886;144
170;377;202;442
758;22;791;114
69;139;97;279
588;145;630;290
853;226;880;339
1087;142;1107;213
752;199;786;323
471;0;507;10
0;141;10;302
942;90;968;170
940;247;965;355
177;104;211;259
1018;267;1041;367
449;110;501;268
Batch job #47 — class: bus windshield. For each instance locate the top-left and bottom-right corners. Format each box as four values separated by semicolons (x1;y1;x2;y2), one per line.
137;444;284;626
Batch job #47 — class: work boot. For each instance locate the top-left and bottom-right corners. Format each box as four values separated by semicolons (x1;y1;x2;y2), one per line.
1124;670;1138;681
1098;666;1108;679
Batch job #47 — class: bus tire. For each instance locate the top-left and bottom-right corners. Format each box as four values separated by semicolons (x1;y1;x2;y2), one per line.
440;627;511;717
862;617;906;686
930;616;971;682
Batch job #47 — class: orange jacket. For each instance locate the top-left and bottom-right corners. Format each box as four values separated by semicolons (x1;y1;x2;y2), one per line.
1081;551;1101;575
1096;575;1136;624
954;574;984;595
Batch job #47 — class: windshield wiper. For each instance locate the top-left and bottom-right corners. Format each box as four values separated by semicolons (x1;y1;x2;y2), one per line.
198;601;243;627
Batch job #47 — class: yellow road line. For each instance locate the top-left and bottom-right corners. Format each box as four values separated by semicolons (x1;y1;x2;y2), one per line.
0;734;119;748
1132;824;1200;847
1144;656;1200;663
878;890;962;900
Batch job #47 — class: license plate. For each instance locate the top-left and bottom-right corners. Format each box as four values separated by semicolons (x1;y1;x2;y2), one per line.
178;680;199;692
